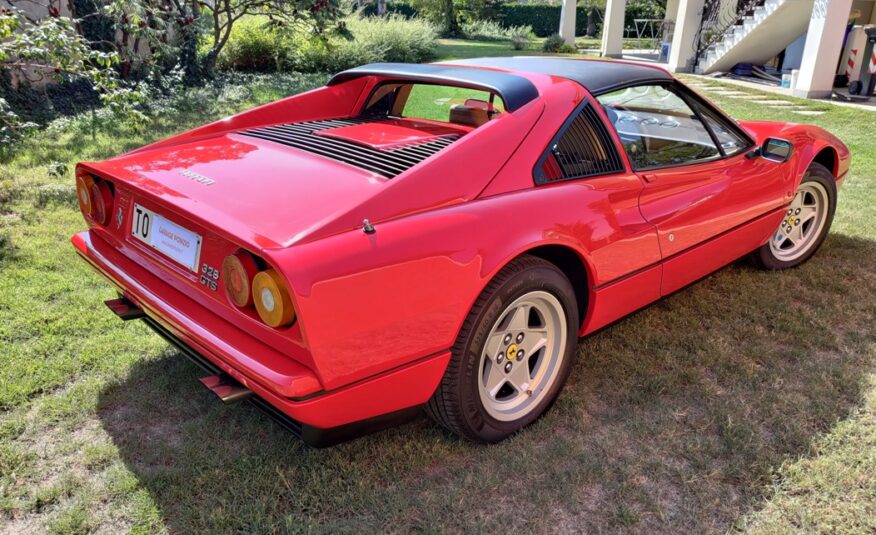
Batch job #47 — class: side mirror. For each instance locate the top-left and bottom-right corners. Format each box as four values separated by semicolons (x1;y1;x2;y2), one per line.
746;138;793;163
761;138;793;163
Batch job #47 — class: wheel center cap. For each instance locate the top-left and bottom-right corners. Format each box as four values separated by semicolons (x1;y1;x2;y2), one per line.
506;343;519;361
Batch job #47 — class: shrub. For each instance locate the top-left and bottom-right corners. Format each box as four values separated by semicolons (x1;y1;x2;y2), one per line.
510;32;530;51
346;14;437;63
217;17;291;72
461;18;534;42
293;15;437;72
293;36;383;74
542;33;563;52
357;0;419;18
219;15;437;74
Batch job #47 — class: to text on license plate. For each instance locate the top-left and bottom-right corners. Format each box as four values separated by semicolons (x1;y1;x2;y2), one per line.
131;204;202;272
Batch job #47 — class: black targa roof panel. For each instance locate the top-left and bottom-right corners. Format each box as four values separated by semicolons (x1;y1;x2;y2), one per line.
448;57;674;95
327;63;540;111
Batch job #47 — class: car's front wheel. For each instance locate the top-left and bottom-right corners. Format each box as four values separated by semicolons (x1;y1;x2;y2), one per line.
752;162;837;270
426;255;578;442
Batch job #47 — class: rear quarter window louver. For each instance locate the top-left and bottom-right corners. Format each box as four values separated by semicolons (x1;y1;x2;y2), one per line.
238;118;458;179
535;102;625;184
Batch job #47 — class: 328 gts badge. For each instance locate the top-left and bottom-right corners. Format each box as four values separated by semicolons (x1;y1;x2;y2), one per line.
200;263;220;291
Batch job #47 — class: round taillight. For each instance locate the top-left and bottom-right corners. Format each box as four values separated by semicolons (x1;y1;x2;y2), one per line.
89;181;113;226
76;174;95;217
252;269;295;328
222;251;259;307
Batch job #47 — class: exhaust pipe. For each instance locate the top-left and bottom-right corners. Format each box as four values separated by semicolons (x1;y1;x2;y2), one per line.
199;374;253;404
104;297;145;321
103;298;254;404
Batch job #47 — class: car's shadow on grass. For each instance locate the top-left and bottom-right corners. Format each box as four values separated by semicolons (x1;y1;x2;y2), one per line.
97;233;876;534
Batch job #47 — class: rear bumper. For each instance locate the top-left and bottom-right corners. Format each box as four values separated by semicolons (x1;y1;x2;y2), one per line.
140;314;420;447
72;230;450;443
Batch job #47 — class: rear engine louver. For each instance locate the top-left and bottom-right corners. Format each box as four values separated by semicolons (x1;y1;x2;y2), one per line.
238;118;459;178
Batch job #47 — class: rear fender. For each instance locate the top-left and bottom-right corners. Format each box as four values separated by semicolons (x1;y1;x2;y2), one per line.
270;173;659;390
269;188;615;391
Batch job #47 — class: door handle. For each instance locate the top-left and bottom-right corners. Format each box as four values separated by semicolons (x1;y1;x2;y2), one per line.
642;173;658;183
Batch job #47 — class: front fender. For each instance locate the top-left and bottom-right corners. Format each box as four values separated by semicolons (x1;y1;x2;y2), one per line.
740;120;851;187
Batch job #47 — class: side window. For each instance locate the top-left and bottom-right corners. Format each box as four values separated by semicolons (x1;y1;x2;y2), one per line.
695;105;750;156
597;85;720;170
535;102;625;184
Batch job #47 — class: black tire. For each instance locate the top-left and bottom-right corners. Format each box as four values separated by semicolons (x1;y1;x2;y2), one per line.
751;162;837;270
425;255;579;443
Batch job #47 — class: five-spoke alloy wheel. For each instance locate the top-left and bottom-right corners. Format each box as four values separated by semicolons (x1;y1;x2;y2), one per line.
478;291;567;422
753;162;837;270
426;256;578;443
428;163;837;443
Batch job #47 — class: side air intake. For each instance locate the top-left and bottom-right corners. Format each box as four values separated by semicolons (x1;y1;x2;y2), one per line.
238;118;459;179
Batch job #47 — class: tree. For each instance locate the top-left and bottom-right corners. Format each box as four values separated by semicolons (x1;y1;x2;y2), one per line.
586;6;597;37
194;0;344;77
0;5;151;155
409;0;458;35
94;0;178;80
377;0;386;15
441;0;457;35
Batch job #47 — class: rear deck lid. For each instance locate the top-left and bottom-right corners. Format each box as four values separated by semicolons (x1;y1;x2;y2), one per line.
92;131;389;248
313;118;465;150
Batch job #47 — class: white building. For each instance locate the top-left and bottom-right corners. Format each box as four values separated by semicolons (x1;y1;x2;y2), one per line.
559;0;876;98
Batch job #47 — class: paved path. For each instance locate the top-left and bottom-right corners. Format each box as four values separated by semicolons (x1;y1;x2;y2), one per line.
681;78;829;117
682;75;876;114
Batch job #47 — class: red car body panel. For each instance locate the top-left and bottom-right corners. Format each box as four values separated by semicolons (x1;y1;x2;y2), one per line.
72;59;850;442
313;118;471;149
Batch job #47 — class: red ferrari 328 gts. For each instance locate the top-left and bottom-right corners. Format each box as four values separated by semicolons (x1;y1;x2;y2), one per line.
72;58;850;446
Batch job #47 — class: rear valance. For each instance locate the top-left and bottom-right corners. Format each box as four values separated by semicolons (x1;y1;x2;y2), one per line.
327;63;539;112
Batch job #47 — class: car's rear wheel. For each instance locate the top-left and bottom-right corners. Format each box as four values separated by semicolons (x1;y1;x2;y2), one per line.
752;162;837;270
426;255;578;442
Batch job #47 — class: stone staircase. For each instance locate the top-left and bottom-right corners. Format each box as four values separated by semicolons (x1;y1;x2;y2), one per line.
697;0;815;74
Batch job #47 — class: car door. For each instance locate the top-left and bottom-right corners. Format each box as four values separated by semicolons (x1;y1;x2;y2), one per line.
596;83;787;295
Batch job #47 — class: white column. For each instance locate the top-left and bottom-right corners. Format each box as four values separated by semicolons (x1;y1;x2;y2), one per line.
794;0;853;98
601;0;627;58
667;0;705;72
664;0;680;22
559;0;577;46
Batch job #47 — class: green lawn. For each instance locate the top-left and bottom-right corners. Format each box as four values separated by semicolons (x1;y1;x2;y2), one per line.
434;37;589;60
433;38;648;60
0;55;875;532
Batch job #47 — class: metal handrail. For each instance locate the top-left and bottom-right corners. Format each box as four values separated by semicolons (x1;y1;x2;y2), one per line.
693;0;763;68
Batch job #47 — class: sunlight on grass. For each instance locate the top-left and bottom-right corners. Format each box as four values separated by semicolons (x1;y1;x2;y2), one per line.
402;85;505;122
0;63;874;533
434;38;593;60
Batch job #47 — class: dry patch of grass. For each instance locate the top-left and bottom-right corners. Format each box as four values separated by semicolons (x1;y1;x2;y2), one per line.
740;374;876;533
0;70;874;533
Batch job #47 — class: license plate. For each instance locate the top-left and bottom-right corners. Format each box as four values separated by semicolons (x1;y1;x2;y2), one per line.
131;203;202;272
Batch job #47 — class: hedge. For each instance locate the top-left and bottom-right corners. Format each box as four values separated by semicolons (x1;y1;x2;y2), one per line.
352;1;664;40
357;1;419;18
497;1;664;38
497;3;589;37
